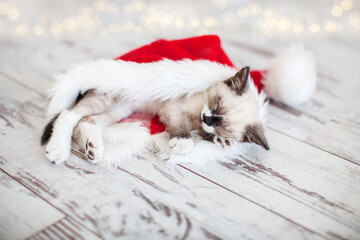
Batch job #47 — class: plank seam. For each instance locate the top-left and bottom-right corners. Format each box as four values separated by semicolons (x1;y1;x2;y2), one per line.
0;70;47;99
268;126;360;166
234;166;359;233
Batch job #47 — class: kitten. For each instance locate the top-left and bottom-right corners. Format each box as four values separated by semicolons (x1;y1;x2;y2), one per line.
41;60;268;164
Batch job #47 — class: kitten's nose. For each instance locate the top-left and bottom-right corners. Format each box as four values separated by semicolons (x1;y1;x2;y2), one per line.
203;113;213;126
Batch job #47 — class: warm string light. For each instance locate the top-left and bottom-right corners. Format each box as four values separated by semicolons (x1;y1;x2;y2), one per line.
204;16;216;27
0;2;9;15
332;5;343;17
341;0;353;11
15;23;27;36
214;0;227;10
0;0;358;39
349;12;360;28
310;23;320;33
8;7;19;20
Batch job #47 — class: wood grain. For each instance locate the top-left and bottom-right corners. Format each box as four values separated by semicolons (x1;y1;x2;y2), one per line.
180;129;360;239
0;170;64;240
27;217;102;240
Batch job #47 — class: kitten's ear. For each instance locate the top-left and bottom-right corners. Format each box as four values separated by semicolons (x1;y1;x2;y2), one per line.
243;124;269;150
224;66;250;95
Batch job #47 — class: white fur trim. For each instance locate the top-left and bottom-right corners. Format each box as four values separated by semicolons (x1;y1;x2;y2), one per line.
47;59;238;119
264;44;317;106
249;78;268;125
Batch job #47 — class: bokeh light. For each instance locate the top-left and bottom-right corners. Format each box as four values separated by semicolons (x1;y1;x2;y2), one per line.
0;0;358;40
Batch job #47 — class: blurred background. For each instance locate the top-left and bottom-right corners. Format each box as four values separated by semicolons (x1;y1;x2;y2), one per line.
0;0;359;46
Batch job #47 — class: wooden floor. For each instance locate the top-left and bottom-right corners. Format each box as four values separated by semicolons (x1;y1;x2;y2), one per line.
0;1;360;239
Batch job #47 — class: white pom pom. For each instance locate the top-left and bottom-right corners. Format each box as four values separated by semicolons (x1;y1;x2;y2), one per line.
264;44;317;106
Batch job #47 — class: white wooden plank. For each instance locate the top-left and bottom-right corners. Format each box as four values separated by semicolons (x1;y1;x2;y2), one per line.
180;128;360;239
0;170;64;240
0;36;153;92
0;72;322;239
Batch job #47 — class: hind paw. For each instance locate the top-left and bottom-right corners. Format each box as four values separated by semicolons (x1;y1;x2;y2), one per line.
74;122;103;164
85;138;103;164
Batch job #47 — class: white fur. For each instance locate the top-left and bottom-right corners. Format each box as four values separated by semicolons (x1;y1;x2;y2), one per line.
169;137;194;155
100;122;152;168
98;126;253;168
46;110;82;164
264;44;317;106
201;104;213;119
249;79;268;125
150;131;236;167
200;104;216;134
47;59;238;119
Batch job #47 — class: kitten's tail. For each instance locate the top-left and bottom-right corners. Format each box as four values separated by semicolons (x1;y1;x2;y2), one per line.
40;113;60;145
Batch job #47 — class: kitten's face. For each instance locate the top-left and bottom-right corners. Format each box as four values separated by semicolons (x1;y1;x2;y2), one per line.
200;67;269;150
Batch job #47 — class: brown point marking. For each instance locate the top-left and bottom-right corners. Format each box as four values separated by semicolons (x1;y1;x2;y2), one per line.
224;66;250;95
243;124;269;150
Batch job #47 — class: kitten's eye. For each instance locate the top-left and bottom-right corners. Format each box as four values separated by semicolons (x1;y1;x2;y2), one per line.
210;96;221;114
213;102;220;112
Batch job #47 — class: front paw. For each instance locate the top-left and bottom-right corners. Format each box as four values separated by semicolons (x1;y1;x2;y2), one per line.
169;137;194;155
214;136;237;151
45;137;71;164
